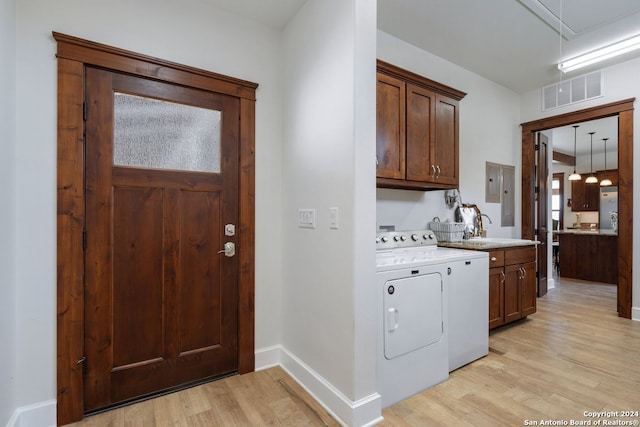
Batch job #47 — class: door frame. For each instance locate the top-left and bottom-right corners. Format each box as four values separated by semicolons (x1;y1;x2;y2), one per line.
536;132;548;297
520;98;634;318
55;32;258;425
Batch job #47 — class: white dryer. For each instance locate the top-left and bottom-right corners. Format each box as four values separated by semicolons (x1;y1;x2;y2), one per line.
376;230;488;408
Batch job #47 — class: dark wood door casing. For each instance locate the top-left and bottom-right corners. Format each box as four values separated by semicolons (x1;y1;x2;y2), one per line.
537;133;548;297
55;32;257;425
521;98;634;319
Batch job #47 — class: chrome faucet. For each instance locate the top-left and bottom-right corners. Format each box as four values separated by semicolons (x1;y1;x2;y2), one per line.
478;213;492;238
480;213;492;224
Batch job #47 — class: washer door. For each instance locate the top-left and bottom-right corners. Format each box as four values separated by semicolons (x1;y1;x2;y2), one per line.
384;273;443;360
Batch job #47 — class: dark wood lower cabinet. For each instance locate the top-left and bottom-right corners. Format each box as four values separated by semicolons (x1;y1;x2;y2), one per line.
597;236;618;284
520;261;537;317
488;246;537;330
488;267;505;329
558;233;618;284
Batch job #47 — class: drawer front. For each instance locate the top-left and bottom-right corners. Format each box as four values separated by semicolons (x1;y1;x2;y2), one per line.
488;250;505;267
504;246;536;265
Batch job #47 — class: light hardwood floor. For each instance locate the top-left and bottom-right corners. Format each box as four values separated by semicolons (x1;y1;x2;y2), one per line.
70;278;640;426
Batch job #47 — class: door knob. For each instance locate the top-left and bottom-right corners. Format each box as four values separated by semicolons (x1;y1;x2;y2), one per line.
218;242;235;257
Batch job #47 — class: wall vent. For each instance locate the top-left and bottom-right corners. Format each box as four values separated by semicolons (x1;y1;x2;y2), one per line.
542;70;602;111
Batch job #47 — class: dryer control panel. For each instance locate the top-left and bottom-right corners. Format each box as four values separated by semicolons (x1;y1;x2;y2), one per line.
376;229;438;250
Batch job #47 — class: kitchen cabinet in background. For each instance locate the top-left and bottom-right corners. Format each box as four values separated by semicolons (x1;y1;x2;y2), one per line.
597;169;618;186
558;232;618;284
376;60;466;191
571;179;599;211
570;170;619;213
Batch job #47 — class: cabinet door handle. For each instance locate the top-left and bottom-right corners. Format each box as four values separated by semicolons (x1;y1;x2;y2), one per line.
490;256;498;262
436;165;441;178
500;271;505;283
522;267;526;278
431;164;437;177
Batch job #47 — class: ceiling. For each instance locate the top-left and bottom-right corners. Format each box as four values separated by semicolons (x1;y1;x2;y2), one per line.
547;116;618;157
206;0;640;94
204;0;635;155
201;0;306;29
377;0;640;93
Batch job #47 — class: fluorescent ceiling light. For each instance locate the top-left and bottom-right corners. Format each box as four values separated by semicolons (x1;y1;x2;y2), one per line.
559;34;640;73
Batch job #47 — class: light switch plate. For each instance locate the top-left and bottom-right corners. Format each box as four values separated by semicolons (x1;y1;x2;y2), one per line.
329;207;339;229
298;209;316;229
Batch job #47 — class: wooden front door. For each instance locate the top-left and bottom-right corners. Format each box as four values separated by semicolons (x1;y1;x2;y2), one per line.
84;67;240;411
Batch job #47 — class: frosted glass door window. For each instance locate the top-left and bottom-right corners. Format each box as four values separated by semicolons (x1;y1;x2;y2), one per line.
113;92;221;173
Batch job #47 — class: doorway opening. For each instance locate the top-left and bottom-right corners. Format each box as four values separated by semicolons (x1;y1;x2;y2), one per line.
520;98;634;318
544;117;619;286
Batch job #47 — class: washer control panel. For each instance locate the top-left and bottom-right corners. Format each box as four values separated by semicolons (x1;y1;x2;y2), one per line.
376;229;437;250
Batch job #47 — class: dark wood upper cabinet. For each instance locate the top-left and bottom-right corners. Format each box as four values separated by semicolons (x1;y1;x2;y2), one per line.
569;168;618;213
376;60;466;191
571;178;599;211
376;72;406;179
597;168;618;187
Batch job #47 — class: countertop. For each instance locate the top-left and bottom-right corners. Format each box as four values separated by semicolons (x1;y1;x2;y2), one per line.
554;229;617;236
438;237;538;250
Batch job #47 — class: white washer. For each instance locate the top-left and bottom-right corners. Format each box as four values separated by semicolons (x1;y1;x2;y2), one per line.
447;257;489;371
376;230;488;408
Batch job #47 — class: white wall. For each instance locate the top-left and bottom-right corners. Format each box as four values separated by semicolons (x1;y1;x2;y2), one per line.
521;57;640;318
13;0;284;420
281;0;380;424
376;31;523;238
352;0;379;411
0;0;17;424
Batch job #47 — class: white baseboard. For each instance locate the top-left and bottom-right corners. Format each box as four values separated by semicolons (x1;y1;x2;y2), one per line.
255;345;382;427
632;306;640;322
6;399;56;427
255;344;282;371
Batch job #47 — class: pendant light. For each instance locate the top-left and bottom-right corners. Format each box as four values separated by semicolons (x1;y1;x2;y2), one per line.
600;138;613;186
568;125;582;181
585;132;598;183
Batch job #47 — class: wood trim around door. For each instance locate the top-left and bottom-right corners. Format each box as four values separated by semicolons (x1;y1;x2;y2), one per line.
520;98;634;319
552;172;564;231
55;32;257;426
